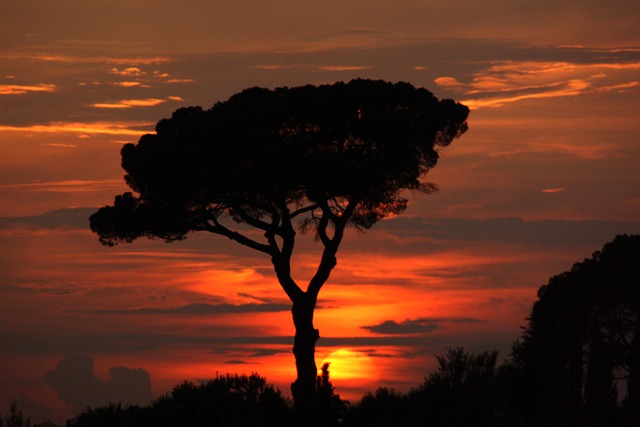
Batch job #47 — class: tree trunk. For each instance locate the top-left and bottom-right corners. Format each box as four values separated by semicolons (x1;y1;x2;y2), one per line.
291;292;319;423
627;314;640;425
584;327;616;426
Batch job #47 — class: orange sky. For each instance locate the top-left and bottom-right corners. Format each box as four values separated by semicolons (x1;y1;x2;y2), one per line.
2;1;640;422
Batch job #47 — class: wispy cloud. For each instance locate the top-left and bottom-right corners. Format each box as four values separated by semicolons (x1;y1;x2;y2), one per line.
1;51;171;65
152;70;194;83
541;188;565;194
164;78;195;83
110;67;145;76
595;81;640;92
42;143;79;148
462;80;591;109
0;180;124;195
0;122;151;136
91;98;167;109
436;60;640;109
362;317;482;335
0;83;56;95
105;67;193;87
110;81;146;88
253;64;371;72
254;64;297;70
318;65;372;71
237;292;275;304
89;302;291;315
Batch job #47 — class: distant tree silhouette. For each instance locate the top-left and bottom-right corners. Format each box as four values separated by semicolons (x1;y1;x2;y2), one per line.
409;346;501;427
0;404;58;427
508;234;640;426
314;363;349;426
346;387;409;427
68;373;290;427
344;347;505;427
2;403;31;427
66;403;149;427
90;79;469;419
158;373;290;426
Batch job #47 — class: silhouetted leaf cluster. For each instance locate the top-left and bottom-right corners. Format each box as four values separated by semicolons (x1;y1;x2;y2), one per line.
90;79;468;245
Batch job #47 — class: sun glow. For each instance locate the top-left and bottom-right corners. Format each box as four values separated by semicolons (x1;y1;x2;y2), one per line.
319;348;377;382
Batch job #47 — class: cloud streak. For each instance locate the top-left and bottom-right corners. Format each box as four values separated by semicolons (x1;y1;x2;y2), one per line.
0;122;152;136
436;58;640;109
0;51;172;66
0;83;56;95
362;317;482;335
89;302;291;315
0;181;124;195
90;98;168;109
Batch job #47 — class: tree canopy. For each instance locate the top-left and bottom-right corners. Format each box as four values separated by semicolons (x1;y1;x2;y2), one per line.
90;79;468;251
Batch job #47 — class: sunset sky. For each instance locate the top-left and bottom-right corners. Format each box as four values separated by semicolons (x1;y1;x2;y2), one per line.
2;1;640;422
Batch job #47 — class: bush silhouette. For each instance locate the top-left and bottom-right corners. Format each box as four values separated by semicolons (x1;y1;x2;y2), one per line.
67;373;290;427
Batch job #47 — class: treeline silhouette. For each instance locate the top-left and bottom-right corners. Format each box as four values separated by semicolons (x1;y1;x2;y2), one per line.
4;234;639;426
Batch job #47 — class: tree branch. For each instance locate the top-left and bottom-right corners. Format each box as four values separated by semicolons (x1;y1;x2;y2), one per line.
195;216;274;255
269;202;302;301
231;206;279;233
277;202;297;261
316;213;332;247
272;255;304;302
307;197;360;297
307;248;337;297
290;203;319;219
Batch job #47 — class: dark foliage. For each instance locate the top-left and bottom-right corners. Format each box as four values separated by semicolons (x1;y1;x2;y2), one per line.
90;79;468;247
67;373;290;427
65;369;352;427
346;387;411;426
345;347;520;427
507;234;640;426
2;403;31;427
410;346;501;426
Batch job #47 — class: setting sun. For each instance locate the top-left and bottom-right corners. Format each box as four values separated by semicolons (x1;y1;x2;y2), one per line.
319;348;377;382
